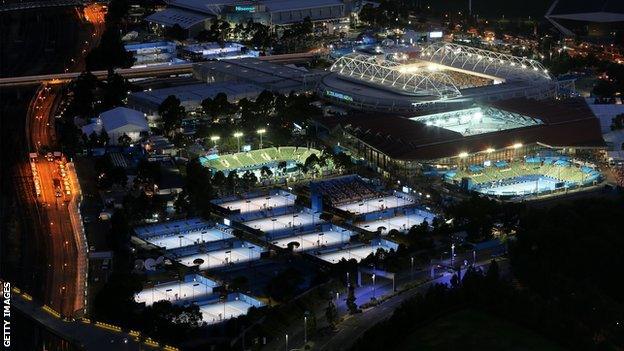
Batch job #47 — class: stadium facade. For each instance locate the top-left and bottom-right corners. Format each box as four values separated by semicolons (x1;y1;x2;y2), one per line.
313;98;605;176
319;43;575;114
147;0;354;37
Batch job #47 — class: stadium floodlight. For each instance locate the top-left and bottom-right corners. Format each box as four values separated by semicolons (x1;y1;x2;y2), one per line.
486;148;495;153
458;152;469;158
233;132;243;152
256;129;266;149
512;143;523;149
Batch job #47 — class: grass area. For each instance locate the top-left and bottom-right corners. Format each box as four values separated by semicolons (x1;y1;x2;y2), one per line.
396;308;566;351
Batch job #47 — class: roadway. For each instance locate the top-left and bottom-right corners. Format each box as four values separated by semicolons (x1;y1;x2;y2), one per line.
8;284;149;351
18;1;106;318
0;52;317;87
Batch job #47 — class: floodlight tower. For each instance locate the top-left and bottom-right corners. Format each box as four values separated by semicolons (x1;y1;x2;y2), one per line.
257;128;266;149
233;132;243;152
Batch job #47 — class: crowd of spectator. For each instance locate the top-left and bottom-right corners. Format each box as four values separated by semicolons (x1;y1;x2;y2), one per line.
317;176;380;205
442;70;492;89
614;166;624;188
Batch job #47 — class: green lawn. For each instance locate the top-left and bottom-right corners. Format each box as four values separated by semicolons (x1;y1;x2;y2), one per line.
396;308;566;351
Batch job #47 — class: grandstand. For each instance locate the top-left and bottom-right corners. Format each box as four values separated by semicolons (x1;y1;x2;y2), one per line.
200;146;324;176
446;156;602;197
312;175;381;206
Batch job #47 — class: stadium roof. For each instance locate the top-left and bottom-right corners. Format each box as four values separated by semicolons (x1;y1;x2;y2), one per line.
167;0;236;15
548;0;624;17
146;8;210;29
315;98;604;161
546;0;624;36
263;0;343;12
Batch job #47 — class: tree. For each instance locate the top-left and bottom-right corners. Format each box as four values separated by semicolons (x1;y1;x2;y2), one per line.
325;300;338;329
99;128;110;146
304;153;320;171
185;158;214;215
165;24;187;41
333;152;354;171
611;113;624;130
117;133;132;147
68;72;98;118
226;170;239;193
102;72;130;110
86;25;134;71
346;283;357;314
260;165;273;179
159;95;185;136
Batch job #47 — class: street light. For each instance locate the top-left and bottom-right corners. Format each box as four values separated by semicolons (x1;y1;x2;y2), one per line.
257;128;266;149
210;135;220;146
372;273;376;299
285;333;288;351
304;315;308;344
451;244;456;265
233;132;243;152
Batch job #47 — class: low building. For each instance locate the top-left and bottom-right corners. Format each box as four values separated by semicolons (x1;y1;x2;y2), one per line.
146;7;212;37
193;58;320;93
128;81;264;118
82;107;149;145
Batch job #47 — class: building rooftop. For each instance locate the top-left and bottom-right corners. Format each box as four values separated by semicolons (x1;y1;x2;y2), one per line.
316;98;605;161
263;0;343;12
146;7;211;29
130;82;263;110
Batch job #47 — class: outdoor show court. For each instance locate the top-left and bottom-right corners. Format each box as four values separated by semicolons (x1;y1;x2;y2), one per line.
270;230;350;251
356;212;434;233
199;300;255;325
146;228;233;250
177;245;264;270
243;211;322;234
337;194;415;214
316;242;395;264
135;279;216;306
218;193;295;214
478;176;559;196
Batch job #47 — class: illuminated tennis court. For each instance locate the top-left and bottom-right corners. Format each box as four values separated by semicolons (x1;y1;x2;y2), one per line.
243;211;322;234
338;194;415;214
148;228;233;250
177;244;264;271
218;193;295;214
270;230;349;251
199;300;256;325
135;276;217;306
316;242;396;263
356;212;435;233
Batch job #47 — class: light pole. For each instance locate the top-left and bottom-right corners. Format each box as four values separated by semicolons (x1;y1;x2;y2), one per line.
304;315;308;345
372;273;376;299
257;128;266;149
233;131;243;152
210;135;220;147
285;333;288;351
410;256;414;279
451;243;456;266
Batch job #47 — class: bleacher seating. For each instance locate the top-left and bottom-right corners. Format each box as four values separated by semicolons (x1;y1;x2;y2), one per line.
449;156;600;191
315;176;381;206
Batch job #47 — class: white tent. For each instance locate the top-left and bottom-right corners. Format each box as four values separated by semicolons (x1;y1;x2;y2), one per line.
82;107;149;145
